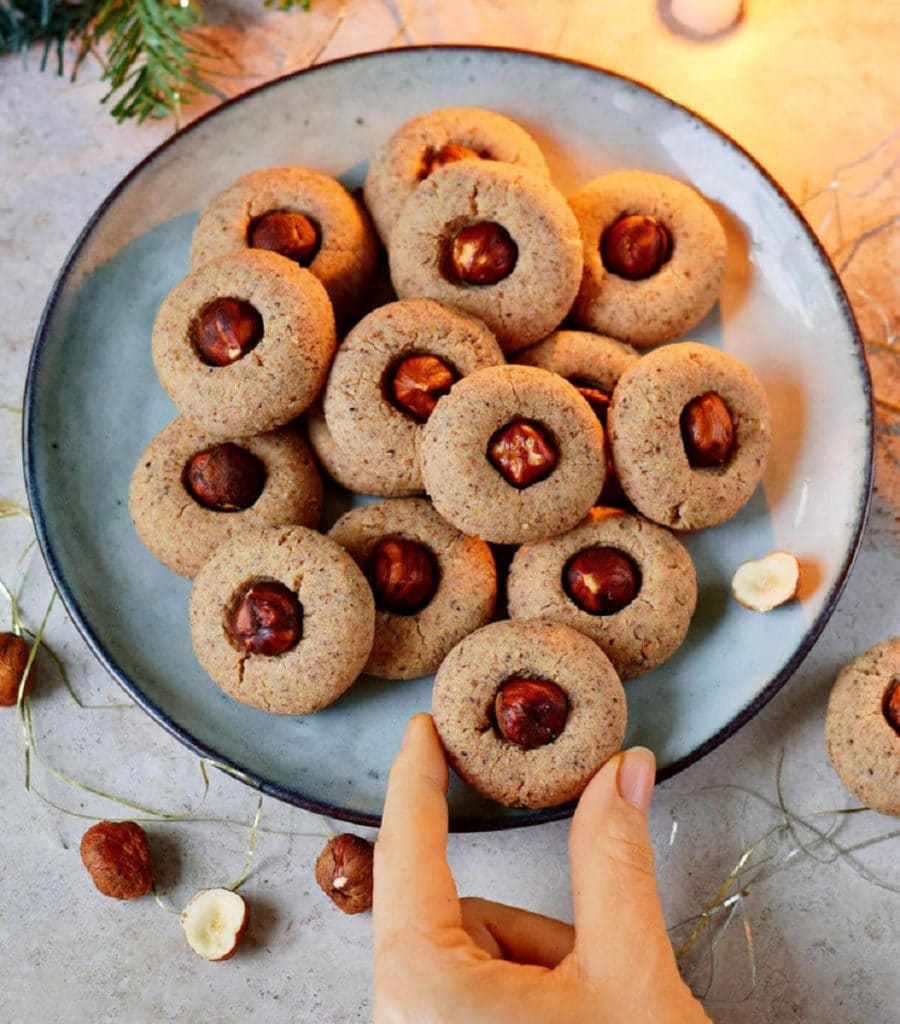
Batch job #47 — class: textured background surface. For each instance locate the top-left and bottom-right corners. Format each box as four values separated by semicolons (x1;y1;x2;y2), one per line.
1;2;897;1022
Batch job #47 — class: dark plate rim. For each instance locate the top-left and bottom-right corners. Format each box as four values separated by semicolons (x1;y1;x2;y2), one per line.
22;43;874;833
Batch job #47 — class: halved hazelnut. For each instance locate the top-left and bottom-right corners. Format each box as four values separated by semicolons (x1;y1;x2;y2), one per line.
181;888;249;961
228;580;302;655
80;821;153;900
365;537;438;615
194;297;263;367
680;392;735;468
418;143;482;179
315;833;374;915
494;678;568;750
487;420;558;489
0;632;35;707
883;678;900;735
601;214;672;280
248;210;319;265
388;354;458;422
564;546;641;615
731;551;800;612
446;222;518;285
184;443;266;511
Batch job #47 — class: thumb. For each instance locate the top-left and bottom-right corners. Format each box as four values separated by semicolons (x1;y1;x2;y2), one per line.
568;747;676;984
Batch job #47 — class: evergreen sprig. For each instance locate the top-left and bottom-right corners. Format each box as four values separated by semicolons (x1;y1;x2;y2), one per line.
0;0;312;123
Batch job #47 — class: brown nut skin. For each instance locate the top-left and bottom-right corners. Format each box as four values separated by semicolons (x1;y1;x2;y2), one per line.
419;143;482;179
564;547;641;615
494;678;569;750
884;678;900;734
315;834;374;915
487;419;558;489
0;632;35;707
600;214;672;280
389;354;458;423
228;580;302;656
248;210;319;266
447;222;518;285
193;297;263;367
365;537;438;615
80;821;153;900
183;442;266;512
680;391;735;468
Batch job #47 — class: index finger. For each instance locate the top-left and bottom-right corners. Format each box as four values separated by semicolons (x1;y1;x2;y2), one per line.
373;713;461;940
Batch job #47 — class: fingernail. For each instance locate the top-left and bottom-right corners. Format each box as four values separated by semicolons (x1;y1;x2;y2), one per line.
616;747;656;813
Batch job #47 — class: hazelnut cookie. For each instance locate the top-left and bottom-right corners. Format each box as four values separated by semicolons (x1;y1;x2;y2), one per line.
152;249;336;438
418;364;606;544
189;526;374;716
432;618;626;809
328;498;496;680
825;638;900;817
364;107;550;245
607;342;770;530
568;170;726;346
389;161;583;352
515;330;640;505
507;508;696;680
189;167;378;325
322;299;504;495
130;417;323;578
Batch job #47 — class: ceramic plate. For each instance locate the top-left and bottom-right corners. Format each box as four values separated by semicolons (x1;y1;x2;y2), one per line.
24;46;872;830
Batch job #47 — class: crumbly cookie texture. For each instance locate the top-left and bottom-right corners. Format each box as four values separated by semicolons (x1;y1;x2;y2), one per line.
607;341;770;530
507;507;697;680
418;364;607;544
432;618;626;809
328;498;496;680
389;161;583;352
189;526;374;716
189;166;377;326
130;417;322;579
305;401;422;497
152;249;336;438
322;299;504;494
364;106;550;245
568;170;726;346
825;638;900;817
514;330;640;391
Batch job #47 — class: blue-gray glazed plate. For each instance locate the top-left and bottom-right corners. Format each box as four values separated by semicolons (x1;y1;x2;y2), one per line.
23;46;872;830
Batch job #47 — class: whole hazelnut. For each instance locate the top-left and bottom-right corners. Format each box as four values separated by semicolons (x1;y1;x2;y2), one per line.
419;143;482;179
680;391;735;468
80;820;153;900
194;297;264;367
184;443;266;511
0;632;35;707
487;419;558;489
389;353;458;422
601;214;672;280
446;222;518;285
228;580;302;656
315;833;374;915
883;677;900;735
248;210;319;266
365;537;438;615
494;678;568;750
569;377;611;422
564;546;641;615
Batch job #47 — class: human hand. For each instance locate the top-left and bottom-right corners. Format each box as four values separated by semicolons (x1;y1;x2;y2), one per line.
373;713;711;1024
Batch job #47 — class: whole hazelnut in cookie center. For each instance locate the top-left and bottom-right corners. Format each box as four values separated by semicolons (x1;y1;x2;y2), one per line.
365;536;439;615
228;580;302;656
418;143;483;180
883;677;900;735
184;443;266;511
487;419;558;489
564;546;641;615
387;353;459;422
601;214;672;280
248;210;320;266
193;297;264;367
494;677;569;750
680;391;736;468
446;222;518;286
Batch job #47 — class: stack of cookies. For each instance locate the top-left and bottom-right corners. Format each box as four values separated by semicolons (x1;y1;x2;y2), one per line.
130;107;773;811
